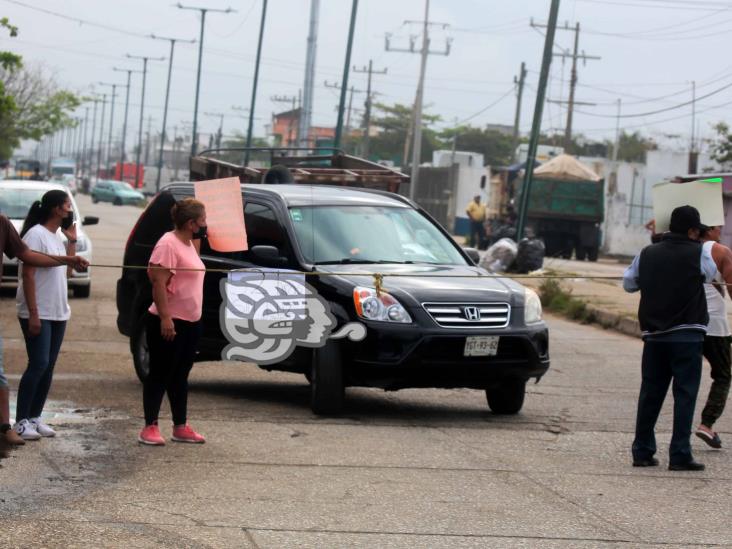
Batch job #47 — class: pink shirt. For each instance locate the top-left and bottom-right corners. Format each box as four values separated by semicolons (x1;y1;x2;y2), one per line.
148;231;205;322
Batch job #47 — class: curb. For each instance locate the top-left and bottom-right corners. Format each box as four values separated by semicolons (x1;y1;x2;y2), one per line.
586;305;641;339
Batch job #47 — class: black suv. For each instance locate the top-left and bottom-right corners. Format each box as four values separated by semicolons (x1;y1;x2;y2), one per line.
116;183;549;414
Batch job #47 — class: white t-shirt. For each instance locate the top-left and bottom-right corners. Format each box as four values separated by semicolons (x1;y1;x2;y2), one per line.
702;241;731;338
16;224;70;321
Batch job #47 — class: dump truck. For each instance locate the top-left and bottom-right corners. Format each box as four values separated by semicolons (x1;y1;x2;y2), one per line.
517;154;604;261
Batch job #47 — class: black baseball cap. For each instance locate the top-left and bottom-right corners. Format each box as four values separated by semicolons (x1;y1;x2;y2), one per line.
669;205;708;234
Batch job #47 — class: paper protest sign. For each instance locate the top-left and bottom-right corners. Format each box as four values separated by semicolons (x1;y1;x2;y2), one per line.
194;177;248;252
652;178;724;232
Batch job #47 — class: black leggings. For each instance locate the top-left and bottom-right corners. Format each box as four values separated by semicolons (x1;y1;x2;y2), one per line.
143;314;202;426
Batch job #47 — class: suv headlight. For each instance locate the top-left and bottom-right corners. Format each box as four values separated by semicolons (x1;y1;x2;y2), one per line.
524;288;543;324
353;287;412;323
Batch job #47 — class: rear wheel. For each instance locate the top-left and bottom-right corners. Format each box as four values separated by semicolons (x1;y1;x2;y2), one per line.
485;378;526;414
131;313;150;383
310;341;344;415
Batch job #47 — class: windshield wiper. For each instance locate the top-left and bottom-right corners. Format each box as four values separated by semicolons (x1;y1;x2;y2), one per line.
313;259;415;265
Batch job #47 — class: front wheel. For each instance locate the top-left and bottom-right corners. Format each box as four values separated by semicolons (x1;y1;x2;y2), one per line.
113;197;122;206
91;195;99;204
485;378;526;414
73;284;91;298
310;341;344;415
131;313;150;383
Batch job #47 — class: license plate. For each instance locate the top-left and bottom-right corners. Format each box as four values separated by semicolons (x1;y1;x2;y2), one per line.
464;336;500;357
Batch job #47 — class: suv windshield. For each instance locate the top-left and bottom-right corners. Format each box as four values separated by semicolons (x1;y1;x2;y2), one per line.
290;205;468;265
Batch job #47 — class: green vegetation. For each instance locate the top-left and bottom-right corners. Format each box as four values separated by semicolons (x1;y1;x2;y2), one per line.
0;18;81;160
538;278;596;324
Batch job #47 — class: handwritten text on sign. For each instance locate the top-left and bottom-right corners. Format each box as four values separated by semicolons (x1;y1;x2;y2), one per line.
194;177;248;252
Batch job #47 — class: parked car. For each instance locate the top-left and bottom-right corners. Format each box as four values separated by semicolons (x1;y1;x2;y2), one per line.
0;180;98;297
51;174;77;196
116;183;549;415
91;179;145;206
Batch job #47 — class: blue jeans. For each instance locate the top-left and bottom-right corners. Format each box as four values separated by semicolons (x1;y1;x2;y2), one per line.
632;337;703;465
16;318;67;422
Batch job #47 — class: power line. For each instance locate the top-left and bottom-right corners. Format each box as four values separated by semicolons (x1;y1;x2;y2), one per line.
575;80;732;118
456;87;515;125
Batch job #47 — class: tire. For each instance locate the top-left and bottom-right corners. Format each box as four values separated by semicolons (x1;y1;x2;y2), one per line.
73;284;91;298
310;340;344;415
113;197;122;206
264;164;294;184
485;378;526;414
91;195;99;204
587;246;599;262
575;246;586;261
131;313;150;383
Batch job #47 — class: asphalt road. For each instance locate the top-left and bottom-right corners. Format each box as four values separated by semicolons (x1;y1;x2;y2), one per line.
0;195;730;548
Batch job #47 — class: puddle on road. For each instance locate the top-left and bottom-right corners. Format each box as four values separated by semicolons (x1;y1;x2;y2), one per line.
0;397;128;466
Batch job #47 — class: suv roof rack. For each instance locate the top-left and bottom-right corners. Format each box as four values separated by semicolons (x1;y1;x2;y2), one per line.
189;147;409;194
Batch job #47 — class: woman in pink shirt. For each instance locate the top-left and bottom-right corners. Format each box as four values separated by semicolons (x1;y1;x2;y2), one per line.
139;198;207;446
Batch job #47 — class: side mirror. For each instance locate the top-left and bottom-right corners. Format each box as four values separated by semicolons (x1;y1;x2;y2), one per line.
463;247;480;265
480;175;486;190
251;245;288;267
82;216;99;226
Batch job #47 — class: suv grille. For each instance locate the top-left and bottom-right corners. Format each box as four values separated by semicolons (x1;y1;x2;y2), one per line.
423;302;510;329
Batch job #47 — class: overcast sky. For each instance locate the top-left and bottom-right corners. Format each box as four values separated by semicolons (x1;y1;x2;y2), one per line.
4;0;732;156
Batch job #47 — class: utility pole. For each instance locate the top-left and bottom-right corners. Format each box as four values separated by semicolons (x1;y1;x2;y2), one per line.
144;115;153;165
96;94;107;179
333;0;359;149
151;34;195;192
511;62;527;163
299;0;320;148
353;60;387;158
689;80;697;173
99;82;119;171
271;95;298;146
113;67;140;178
80;107;89;177
516;0;561;240
127;54;164;188
177;3;236;157
386;0;452;201
88;96;99;181
532;19;600;152
244;0;268;166
326;80;366;148
612;98;621;164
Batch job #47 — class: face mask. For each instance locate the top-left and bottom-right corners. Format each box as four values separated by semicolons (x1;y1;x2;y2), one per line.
192;224;207;240
61;211;73;230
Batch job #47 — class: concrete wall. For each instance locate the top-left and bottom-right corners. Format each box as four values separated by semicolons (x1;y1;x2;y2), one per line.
576;150;723;257
432;150;489;235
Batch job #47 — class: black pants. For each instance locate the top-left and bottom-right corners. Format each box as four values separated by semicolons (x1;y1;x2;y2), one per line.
701;335;732;428
143;314;202;426
469;221;486;249
632;339;702;465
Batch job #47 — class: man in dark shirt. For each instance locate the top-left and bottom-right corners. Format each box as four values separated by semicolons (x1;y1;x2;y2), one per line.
0;215;88;445
624;205;732;471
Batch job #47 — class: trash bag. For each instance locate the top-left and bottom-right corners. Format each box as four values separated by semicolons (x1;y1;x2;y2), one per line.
481;237;518;273
514;237;545;274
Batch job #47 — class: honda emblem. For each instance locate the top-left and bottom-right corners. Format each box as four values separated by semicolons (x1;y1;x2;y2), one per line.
463;306;481;321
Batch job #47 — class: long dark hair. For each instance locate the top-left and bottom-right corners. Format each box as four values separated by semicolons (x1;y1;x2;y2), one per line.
21;190;68;237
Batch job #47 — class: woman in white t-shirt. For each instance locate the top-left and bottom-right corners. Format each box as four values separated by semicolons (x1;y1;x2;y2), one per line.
13;190;78;441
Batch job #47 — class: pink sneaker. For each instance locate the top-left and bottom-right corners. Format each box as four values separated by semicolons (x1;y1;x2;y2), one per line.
138;424;165;446
172;424;206;444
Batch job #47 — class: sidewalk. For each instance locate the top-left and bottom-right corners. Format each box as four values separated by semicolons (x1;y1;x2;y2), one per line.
521;257;643;338
517;256;732;338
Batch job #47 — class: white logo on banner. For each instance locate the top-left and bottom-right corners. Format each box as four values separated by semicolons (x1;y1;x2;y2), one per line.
220;270;366;365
